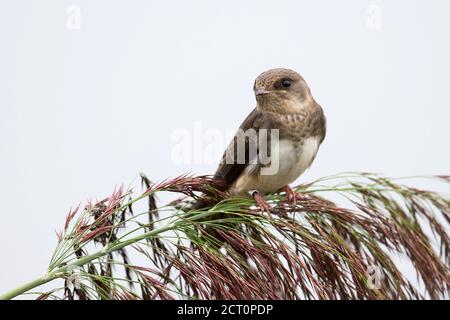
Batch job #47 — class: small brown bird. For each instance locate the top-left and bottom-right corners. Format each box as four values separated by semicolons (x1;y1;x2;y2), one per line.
213;68;326;210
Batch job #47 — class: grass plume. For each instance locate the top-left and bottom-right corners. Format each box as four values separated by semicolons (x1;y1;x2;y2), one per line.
0;172;448;300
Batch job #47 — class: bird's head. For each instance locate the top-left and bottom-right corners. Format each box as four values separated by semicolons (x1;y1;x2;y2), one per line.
253;68;312;114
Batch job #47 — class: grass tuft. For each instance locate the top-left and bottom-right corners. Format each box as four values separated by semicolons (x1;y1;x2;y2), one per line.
1;172;449;300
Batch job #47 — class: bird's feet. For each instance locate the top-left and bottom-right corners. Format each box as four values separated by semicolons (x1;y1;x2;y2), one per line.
282;185;298;207
251;190;271;213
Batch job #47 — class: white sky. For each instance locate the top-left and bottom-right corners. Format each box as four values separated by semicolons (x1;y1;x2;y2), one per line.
0;0;449;296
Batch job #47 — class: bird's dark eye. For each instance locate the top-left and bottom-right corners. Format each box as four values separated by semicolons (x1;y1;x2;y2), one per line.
281;78;292;88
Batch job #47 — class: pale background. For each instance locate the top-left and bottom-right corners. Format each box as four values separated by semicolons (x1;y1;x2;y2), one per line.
0;0;449;295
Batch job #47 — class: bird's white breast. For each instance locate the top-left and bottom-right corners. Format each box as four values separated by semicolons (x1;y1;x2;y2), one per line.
263;136;320;190
232;136;321;195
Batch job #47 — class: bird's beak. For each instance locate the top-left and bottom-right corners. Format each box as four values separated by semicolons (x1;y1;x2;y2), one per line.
255;88;271;96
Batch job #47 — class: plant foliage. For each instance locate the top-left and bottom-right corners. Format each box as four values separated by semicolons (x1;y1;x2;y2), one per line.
1;173;449;300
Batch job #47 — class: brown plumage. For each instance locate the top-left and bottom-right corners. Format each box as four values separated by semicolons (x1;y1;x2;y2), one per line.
191;68;326;246
214;68;326;199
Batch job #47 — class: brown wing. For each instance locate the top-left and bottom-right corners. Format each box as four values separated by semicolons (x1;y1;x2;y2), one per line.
213;108;280;190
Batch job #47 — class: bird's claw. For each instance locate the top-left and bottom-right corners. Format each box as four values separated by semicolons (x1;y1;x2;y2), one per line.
282;185;298;207
251;190;272;213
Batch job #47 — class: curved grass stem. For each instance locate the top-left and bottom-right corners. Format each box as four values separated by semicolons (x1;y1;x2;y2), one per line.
0;210;216;300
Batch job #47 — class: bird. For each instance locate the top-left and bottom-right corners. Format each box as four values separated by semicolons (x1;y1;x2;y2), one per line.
211;68;326;211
